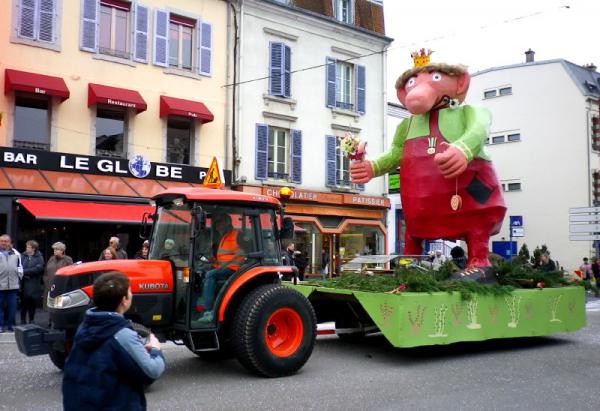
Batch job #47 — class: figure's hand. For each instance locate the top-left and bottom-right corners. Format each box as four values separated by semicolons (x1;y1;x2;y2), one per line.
434;143;468;179
145;333;161;352
350;160;374;184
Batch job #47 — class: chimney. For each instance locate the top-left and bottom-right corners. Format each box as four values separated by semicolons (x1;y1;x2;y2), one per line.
525;49;535;63
584;63;597;72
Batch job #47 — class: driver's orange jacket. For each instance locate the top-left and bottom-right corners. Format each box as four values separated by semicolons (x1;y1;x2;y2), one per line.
214;230;244;270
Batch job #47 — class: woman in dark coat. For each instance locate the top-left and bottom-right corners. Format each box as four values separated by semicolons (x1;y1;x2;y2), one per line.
21;240;45;324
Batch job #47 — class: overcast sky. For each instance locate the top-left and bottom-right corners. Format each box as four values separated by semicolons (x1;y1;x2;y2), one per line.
382;0;600;99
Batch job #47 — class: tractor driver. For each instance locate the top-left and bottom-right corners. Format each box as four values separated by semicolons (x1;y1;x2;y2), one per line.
198;213;245;322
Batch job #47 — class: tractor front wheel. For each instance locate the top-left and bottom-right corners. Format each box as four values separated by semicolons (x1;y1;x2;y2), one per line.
232;284;316;377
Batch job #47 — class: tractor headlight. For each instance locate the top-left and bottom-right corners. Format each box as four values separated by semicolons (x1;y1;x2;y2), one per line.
47;289;91;309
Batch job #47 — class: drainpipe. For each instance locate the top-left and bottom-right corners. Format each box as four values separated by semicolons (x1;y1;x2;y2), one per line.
225;0;240;183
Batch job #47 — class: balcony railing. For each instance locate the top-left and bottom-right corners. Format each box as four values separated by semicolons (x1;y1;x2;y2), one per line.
335;101;354;111
13;140;50;151
268;172;289;180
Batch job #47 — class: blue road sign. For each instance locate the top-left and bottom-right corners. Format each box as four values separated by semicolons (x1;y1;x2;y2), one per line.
510;216;523;227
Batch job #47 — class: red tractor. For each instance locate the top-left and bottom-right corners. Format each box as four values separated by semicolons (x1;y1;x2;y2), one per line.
15;187;316;377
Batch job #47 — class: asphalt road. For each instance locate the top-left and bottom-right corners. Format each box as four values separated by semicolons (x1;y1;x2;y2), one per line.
1;305;599;411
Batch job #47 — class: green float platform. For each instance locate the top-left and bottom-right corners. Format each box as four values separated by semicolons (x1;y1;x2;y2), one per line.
289;284;586;348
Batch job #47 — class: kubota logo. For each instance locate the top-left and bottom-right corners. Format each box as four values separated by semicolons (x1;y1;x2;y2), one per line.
139;283;169;290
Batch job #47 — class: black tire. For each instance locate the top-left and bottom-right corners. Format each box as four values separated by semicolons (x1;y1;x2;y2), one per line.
232;284;316;377
48;348;67;370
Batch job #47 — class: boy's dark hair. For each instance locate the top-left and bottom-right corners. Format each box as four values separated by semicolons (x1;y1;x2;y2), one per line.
93;271;130;311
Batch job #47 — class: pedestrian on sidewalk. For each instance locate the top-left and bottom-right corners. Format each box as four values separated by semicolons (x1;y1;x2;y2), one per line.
0;234;23;332
580;257;593;281
321;249;330;280
63;271;165;410
99;237;128;260
20;240;44;325
44;242;73;317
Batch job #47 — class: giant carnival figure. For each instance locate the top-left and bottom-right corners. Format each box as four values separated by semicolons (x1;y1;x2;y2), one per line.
350;50;506;283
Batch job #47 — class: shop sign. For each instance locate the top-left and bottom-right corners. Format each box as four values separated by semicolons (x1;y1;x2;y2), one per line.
343;194;390;208
262;187;320;202
0;147;232;184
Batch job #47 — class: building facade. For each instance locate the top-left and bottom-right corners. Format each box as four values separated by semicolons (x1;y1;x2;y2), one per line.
227;0;392;274
0;0;229;260
468;53;600;270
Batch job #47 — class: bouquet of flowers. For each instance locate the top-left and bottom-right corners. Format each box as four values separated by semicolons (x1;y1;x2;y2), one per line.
339;132;367;162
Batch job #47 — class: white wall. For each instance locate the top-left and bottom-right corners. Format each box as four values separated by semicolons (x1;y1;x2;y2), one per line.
468;61;598;270
236;0;389;195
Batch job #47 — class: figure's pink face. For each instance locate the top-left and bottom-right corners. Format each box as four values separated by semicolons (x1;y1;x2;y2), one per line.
397;71;470;114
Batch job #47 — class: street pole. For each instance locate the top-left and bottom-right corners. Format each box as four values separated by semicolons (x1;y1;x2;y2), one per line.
509;227;513;262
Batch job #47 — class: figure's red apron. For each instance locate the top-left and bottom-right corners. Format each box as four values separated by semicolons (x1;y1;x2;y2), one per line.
400;110;506;241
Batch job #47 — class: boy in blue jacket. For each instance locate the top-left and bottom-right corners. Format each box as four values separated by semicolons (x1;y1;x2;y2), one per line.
63;271;165;411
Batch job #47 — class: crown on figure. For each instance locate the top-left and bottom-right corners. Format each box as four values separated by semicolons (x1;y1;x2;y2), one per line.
411;48;433;68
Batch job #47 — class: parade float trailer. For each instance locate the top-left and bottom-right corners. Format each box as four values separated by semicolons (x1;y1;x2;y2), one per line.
288;267;586;347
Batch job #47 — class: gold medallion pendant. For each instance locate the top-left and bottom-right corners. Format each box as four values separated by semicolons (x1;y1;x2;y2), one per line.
450;194;462;211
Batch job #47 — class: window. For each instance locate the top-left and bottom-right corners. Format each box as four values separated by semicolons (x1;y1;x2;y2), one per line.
169;15;195;71
269;42;291;98
336;62;353;110
336;138;350;186
167;117;193;165
15;0;58;45
13;92;50;150
268;127;289;180
326;58;365;113
99;0;131;59
96;106;126;158
489;132;521;145
501;181;522;192
483;90;497;99
335;0;353;24
592;117;600;151
484;86;512;99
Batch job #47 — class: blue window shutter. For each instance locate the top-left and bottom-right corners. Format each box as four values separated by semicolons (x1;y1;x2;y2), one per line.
291;129;302;184
326;57;336;108
18;0;36;39
80;0;98;52
255;124;269;181
356;64;366;114
133;4;149;63
38;0;56;43
199;22;212;76
326;135;337;187
269;42;283;96
283;44;291;98
153;9;168;67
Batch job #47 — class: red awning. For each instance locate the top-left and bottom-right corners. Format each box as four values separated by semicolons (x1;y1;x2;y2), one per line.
88;83;147;113
159;96;214;123
4;69;70;101
18;199;153;224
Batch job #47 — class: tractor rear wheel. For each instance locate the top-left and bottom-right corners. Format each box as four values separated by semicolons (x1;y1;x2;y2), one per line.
232;284;316;377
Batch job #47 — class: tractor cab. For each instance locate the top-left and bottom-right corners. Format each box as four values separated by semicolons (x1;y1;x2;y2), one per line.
148;192;286;331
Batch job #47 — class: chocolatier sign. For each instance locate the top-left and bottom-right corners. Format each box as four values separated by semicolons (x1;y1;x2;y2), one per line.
261;186;390;208
0;147;232;184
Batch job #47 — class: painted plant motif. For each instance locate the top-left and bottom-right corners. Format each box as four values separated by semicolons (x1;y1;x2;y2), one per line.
488;306;499;325
549;295;562;323
466;298;481;330
408;305;426;336
505;295;522;328
451;303;462;326
379;302;394;327
428;304;449;338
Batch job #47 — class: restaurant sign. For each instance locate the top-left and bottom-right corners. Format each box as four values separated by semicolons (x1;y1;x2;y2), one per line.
0;147;232;184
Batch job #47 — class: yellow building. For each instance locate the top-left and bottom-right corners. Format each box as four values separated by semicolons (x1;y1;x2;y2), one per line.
0;0;228;260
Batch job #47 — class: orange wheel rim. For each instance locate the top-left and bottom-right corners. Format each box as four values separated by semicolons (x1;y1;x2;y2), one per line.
264;308;304;357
